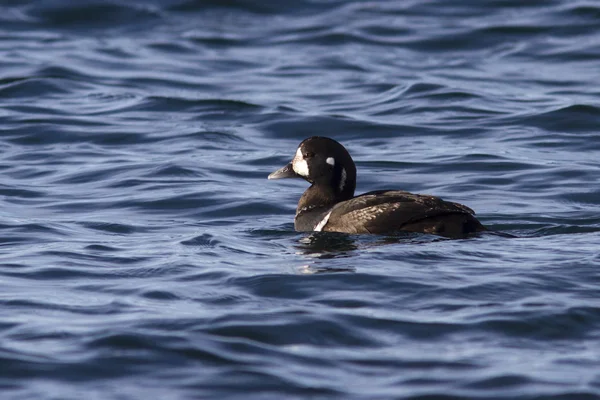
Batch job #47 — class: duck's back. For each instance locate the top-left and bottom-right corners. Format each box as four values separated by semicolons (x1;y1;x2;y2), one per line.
322;190;486;237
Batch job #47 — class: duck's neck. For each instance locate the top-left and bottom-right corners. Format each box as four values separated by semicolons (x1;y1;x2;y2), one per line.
296;182;355;215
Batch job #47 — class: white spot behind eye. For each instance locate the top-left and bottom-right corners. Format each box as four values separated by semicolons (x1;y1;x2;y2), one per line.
326;157;335;166
292;147;309;177
339;168;346;191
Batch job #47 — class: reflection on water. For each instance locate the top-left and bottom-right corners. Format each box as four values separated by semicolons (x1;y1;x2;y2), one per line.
296;231;452;256
294;232;358;273
294;231;450;273
296;232;358;258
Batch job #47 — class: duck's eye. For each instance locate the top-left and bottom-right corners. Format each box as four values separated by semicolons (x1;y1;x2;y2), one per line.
304;152;315;159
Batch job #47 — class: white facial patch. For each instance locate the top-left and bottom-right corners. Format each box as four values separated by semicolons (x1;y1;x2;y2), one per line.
326;157;335;166
292;147;309;177
314;210;332;232
339;168;346;192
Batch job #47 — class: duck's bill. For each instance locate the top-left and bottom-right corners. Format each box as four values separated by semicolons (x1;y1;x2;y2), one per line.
268;163;298;179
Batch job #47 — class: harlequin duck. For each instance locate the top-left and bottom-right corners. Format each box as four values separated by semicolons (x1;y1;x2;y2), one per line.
268;136;486;238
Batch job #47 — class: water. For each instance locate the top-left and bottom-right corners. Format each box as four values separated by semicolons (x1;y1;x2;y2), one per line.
1;1;600;398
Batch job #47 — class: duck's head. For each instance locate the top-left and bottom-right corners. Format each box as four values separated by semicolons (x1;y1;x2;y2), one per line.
268;136;356;201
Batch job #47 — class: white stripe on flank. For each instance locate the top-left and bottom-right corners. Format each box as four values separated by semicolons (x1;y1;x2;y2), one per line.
314;210;332;232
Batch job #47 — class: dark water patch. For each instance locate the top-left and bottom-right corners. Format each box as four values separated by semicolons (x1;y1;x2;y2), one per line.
336;314;467;342
477;25;551;37
79;221;147;235
34;65;100;85
0;222;69;238
102;178;150;189
0;236;40;247
131;96;263;116
230;273;434;301
463;374;533;390
474;307;600;340
3;125;148;146
407;0;553;15
205;313;382;347
522;104;600;133
129;192;221;213
0;185;45;199
262;114;427;141
561;191;600;206
50;165;138;185
407;88;485;103
182;32;252;48
143;40;198;55
267;30;386;47
2;298;126;316
2;262;139;281
42;249;152;267
0;77;75;99
564;4;600;19
185;370;343;400
169;0;335;16
531;225;600;237
143;163;202;179
433;154;537;173
139;289;181;301
84;244;121;252
201;201;281;219
24;2;162;31
0;356;144;382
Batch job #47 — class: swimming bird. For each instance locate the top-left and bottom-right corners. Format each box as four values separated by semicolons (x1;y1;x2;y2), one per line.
268;136;486;238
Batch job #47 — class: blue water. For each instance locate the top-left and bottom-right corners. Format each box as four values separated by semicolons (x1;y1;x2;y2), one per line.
2;1;600;399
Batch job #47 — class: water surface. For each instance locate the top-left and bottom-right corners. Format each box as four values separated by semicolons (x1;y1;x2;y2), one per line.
1;1;600;399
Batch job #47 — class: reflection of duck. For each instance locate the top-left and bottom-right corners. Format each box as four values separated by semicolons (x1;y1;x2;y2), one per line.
294;232;358;273
269;137;486;238
296;232;358;258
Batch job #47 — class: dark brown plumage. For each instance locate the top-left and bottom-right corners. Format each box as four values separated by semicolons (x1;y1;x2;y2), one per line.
323;190;484;236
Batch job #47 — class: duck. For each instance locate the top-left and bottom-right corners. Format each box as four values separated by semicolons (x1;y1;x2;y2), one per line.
268;136;486;238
